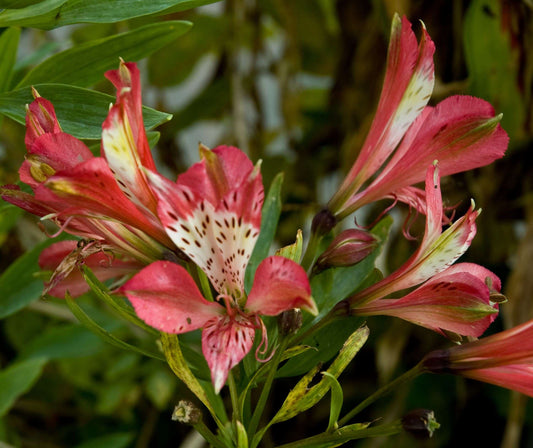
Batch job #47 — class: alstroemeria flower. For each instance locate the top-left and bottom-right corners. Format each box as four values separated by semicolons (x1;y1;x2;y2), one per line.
350;163;479;307
120;146;316;392
352;263;499;337
423;319;533;397
1;61;177;295
39;240;143;298
328;14;508;220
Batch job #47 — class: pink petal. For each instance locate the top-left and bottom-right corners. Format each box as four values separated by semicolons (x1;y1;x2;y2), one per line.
329;15;434;213
25;96;62;148
20;132;93;189
246;256;317;316
147;149;264;296
42;157;167;244
354;264;498;337
40;240;142;298
461;365;533;398
120;261;223;333
102;62;158;214
202;313;256;393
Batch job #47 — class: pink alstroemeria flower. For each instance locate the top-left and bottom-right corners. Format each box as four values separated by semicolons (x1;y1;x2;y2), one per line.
348;163;500;337
120;146;317;392
1;61;176;295
423;319;533;397
39;240;143;298
352;263;499;337
328;14;508;220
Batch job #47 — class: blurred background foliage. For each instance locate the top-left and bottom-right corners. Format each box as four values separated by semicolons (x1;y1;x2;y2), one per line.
0;0;532;447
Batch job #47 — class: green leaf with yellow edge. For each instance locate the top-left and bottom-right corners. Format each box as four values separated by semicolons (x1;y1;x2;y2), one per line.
159;333;219;423
275;229;303;263
17;21;193;88
65;295;165;361
235;420;249;448
270;325;369;425
0;357;47;417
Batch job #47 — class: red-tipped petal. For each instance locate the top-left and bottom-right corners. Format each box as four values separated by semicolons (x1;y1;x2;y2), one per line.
202;313;256;393
246;256;316;316
25;96;61;148
120;261;223;334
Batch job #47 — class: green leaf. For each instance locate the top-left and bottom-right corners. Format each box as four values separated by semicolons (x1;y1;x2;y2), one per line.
65;295;165;361
275;229;303;262
0;357;47;417
322;371;343;432
0;0;219;29
74;432;134;448
271;325;369;425
244;172;284;293
464;0;524;139
0;236;69;319
0;27;20;93
159;333;218;420
0;84;171;139
17;21;193;88
18;323;106;361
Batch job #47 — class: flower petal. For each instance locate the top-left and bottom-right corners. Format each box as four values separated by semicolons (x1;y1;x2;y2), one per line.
25;95;62;148
102;62;158;214
246;256;317;316
120;260;223;334
329;14;435;214
147;147;264;296
353;263;498;337
202;313;256;393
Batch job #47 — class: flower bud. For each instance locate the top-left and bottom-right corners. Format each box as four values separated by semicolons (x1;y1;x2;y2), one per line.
172;400;202;425
277;308;303;335
401;409;440;439
311;208;337;236
314;229;377;273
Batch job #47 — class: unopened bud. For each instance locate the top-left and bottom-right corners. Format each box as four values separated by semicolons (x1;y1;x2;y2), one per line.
311;208;337;237
314;229;377;273
172;400;202;425
277;309;303;335
401;409;440;439
421;349;452;373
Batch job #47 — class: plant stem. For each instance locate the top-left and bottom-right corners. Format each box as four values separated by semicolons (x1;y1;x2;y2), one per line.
338;362;425;426
247;338;288;440
301;230;322;273
275;420;404;448
193;420;226;448
228;371;241;423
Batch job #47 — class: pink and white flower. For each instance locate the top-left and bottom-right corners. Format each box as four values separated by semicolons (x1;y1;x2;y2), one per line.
121;146;317;392
349;163;500;337
328;14;508;220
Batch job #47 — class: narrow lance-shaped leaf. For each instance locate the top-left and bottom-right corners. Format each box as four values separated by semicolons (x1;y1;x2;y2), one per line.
245;172;284;293
17;21;193;88
323;371;344;432
271;325;369;424
0;27;20;93
0;84;171;139
0;0;218;29
0;357;48;417
65;295;165;361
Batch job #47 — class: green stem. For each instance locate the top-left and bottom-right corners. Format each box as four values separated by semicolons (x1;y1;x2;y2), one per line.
193;420;226;448
228;371;241;423
247;338;288;441
275;420;404;448
301;230;323;273
338;362;425;426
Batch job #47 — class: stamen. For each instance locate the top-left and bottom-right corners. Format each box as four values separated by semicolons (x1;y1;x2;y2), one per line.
254;316;275;363
43;215;74;238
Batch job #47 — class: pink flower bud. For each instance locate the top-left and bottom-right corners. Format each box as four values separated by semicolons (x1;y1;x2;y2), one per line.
314;229;377;272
